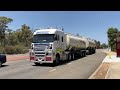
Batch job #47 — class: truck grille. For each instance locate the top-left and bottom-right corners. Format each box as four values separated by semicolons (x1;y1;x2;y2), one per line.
35;52;45;54
35;55;45;57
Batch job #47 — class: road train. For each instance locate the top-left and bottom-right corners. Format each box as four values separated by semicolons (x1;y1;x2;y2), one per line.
29;28;96;66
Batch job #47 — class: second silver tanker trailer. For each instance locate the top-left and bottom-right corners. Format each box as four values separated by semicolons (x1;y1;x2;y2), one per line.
29;28;96;66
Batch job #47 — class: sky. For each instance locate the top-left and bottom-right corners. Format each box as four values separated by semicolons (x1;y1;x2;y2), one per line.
0;11;120;44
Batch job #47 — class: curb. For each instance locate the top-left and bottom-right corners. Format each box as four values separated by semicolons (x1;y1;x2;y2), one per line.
88;51;107;79
105;63;111;79
88;51;115;79
88;62;103;79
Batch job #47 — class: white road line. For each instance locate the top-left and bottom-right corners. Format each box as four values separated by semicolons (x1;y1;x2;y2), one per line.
49;69;56;72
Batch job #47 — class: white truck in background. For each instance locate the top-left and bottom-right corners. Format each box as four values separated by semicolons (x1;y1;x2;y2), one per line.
29;28;96;66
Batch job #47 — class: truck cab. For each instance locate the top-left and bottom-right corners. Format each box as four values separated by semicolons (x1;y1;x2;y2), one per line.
29;28;66;66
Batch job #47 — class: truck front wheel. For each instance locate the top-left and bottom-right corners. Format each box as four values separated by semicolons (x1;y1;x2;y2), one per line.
52;56;60;67
84;51;86;57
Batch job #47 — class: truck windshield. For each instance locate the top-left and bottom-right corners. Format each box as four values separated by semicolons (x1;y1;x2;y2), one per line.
33;34;55;43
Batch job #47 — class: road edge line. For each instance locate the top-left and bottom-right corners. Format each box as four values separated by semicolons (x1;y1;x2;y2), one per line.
88;62;103;79
88;53;107;79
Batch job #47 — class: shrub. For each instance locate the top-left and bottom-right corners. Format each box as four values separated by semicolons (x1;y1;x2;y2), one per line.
111;44;116;52
0;46;5;54
5;46;15;54
14;45;28;54
4;45;29;54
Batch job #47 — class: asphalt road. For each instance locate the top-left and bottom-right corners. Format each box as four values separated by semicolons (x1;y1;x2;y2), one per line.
0;49;107;79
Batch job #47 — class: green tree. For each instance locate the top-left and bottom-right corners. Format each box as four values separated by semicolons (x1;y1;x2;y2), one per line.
94;40;101;49
0;16;13;47
15;29;22;43
107;27;118;51
7;26;33;47
21;24;33;47
101;43;108;49
8;31;18;45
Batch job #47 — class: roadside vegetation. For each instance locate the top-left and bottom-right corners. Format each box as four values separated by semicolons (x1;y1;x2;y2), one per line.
94;27;120;51
107;27;119;52
94;40;108;49
0;16;33;54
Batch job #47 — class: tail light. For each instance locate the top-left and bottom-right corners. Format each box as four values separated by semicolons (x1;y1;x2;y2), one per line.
46;56;52;61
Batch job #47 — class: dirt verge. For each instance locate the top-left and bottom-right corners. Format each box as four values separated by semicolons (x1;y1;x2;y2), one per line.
92;63;111;79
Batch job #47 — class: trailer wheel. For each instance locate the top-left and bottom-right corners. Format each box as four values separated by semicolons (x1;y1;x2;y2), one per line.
89;49;91;55
81;52;83;57
83;52;85;57
92;49;94;54
0;61;2;67
34;62;40;66
84;52;86;57
74;52;77;59
94;49;96;54
71;53;74;60
68;53;71;61
92;48;94;54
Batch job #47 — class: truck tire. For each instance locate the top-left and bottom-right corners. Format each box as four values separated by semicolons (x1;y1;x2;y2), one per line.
84;51;86;57
92;49;94;54
68;53;71;61
94;49;96;54
81;52;83;57
72;53;75;60
74;52;77;59
89;49;91;55
0;61;2;67
78;52;81;58
52;56;60;67
92;48;94;54
34;62;40;66
83;52;86;57
71;53;73;60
